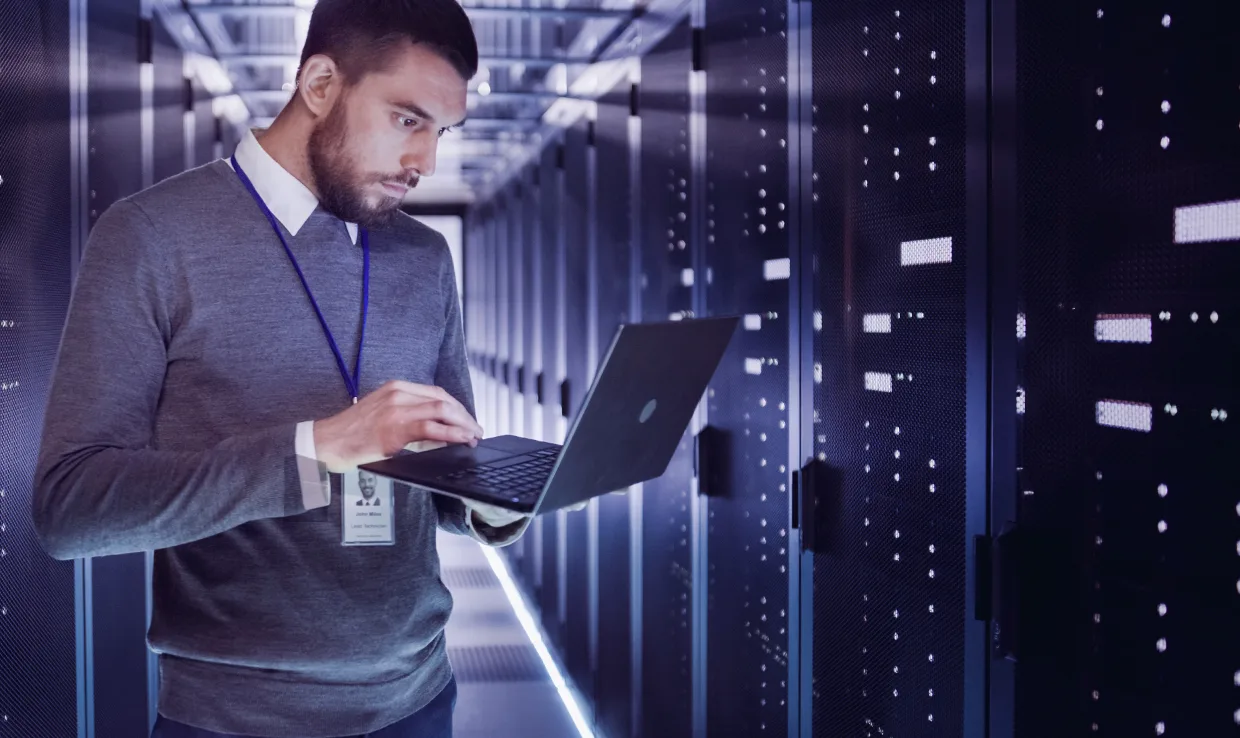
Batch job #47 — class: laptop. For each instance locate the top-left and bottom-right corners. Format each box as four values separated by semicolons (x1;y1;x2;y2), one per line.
360;316;740;515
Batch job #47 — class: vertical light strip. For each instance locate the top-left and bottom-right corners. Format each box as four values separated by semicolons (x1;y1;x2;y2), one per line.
584;106;601;682
627;98;645;736
69;0;92;734
481;545;595;738
688;10;709;726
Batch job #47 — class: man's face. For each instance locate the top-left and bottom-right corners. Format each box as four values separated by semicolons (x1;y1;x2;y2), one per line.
359;472;377;499
308;42;468;229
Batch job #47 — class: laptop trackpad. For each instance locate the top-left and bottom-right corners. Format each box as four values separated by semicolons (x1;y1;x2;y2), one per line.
433;443;514;467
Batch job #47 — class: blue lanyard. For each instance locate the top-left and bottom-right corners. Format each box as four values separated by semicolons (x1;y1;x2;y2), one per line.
230;155;370;404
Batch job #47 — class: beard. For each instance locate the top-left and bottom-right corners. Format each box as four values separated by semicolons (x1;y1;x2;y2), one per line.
307;99;417;230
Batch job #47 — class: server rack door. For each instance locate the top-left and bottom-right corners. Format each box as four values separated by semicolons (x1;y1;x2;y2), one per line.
87;1;156;733
701;1;794;735
509;187;527;440
594;79;636;738
0;2;77;734
539;141;564;648
465;214;478;382
562;117;595;708
191;77;215;167
1007;2;1240;734
484;209;499;434
474;210;488;431
505;187;528;574
151;15;185;185
496;195;511;437
527;162;546;445
638;20;696;738
809;1;987;736
522;165;544;594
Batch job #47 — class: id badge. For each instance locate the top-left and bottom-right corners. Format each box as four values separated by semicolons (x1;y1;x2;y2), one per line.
341;470;395;546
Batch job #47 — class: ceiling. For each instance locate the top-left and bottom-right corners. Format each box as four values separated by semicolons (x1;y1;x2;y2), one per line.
153;0;684;205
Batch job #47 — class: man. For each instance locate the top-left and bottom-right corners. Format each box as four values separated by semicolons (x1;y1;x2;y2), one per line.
358;471;382;506
33;1;534;735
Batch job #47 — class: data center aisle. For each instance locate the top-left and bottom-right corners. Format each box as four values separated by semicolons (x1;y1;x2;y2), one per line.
436;530;579;738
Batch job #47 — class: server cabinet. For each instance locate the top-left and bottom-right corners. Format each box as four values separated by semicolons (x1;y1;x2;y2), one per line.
495;194;512;437
520;164;544;594
503;184;529;577
0;2;78;735
508;185;527;441
87;0;158;734
594;80;637;738
191;76;216;167
1005;2;1240;734
484;208;499;435
151;15;185;185
562;117;595;708
539;140;565;648
808;1;989;735
638;20;696;738
701;0;794;735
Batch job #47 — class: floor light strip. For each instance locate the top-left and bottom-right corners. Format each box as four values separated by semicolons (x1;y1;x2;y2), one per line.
480;544;595;738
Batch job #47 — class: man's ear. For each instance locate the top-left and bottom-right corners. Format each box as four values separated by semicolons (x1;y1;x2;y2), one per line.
297;54;343;118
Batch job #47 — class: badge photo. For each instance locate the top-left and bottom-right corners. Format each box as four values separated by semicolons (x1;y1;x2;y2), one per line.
341;469;395;546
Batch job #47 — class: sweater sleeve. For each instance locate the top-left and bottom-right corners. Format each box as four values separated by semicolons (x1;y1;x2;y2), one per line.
429;234;528;548
32;199;323;561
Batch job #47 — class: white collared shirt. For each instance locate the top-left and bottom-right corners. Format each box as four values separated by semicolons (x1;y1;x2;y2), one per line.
226;128;360;245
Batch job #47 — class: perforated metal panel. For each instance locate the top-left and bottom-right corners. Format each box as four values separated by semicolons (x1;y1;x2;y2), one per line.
593;80;635;738
1010;2;1240;734
638;19;695;738
702;0;793;734
811;2;972;735
0;2;78;735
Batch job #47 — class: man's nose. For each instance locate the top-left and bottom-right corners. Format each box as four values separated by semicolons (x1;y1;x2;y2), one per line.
402;137;438;180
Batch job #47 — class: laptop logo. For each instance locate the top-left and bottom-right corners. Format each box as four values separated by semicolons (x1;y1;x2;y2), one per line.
640;399;658;423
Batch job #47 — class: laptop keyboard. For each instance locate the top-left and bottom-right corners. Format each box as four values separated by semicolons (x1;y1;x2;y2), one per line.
439;447;560;502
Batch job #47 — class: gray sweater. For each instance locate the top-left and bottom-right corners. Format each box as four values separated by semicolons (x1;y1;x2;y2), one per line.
33;158;514;736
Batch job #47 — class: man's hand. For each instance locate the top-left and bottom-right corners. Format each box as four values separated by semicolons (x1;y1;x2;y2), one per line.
313;380;483;473
469;499;590;529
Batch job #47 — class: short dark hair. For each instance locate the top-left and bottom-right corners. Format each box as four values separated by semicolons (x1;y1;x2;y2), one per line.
298;0;479;86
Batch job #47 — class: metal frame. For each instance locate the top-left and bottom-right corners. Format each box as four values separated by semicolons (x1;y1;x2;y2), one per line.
219;53;596;67
788;0;812;735
187;3;637;21
986;0;1019;732
69;0;93;734
962;0;994;734
687;0;708;732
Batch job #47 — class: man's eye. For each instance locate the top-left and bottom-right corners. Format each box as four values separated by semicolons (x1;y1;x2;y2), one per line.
401;117;417;128
437;126;456;138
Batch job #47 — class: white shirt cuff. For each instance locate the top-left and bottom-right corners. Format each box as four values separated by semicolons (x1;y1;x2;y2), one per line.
295;420;330;510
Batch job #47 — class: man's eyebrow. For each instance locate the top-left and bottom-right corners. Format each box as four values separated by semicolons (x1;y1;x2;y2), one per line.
393;102;466;129
393;101;434;120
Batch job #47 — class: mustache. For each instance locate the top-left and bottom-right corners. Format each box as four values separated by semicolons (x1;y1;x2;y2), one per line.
374;173;420;189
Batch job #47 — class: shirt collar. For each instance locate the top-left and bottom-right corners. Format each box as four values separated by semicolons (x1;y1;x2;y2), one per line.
226;128;359;245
